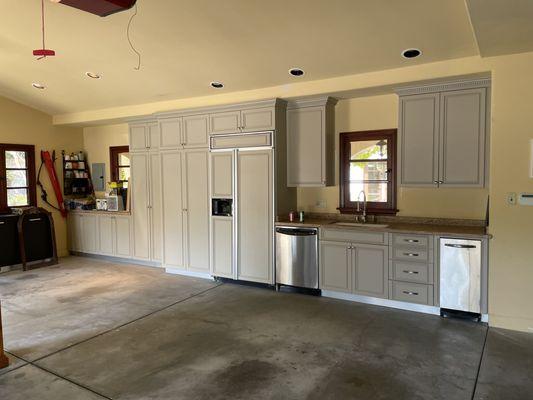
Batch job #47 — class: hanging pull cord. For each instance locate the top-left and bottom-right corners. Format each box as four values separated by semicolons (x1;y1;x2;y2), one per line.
36;0;46;60
127;4;141;70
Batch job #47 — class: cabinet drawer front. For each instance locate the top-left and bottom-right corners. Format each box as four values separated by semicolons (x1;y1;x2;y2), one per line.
321;228;387;245
391;260;431;284
392;234;429;249
390;281;434;305
393;247;428;262
210;132;272;150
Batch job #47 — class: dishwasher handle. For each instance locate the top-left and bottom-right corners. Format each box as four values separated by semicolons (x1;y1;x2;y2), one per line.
276;227;317;236
444;243;477;249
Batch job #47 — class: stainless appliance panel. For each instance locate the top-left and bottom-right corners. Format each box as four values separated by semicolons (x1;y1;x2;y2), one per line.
275;227;318;289
439;238;481;313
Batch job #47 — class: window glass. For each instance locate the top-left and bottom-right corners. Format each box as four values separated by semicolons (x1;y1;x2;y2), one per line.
119;153;130;166
7;188;28;207
350;139;388;160
6;170;28;187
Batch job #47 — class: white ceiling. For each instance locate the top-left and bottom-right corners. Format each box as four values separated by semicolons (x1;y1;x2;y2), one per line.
0;0;520;117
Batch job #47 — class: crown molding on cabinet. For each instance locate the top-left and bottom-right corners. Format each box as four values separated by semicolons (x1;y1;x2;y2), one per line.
395;78;491;96
287;96;338;109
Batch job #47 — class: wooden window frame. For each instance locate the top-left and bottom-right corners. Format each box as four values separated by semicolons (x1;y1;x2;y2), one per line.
0;144;37;213
338;129;398;215
109;145;130;183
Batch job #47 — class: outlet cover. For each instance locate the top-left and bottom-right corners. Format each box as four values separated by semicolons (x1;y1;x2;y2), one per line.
316;200;327;209
507;192;517;205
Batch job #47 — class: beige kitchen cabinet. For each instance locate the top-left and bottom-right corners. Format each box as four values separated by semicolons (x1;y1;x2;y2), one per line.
210;216;233;278
96;215;132;258
397;80;489;188
160;150;185;269
130;152;161;263
210;152;233;198
237;149;273;284
161;149;210;273
320;240;352;293
286;97;337;187
352;244;388;298
159;115;209;149
68;213;82;252
97;215;115;256
209;107;275;135
129;122;160;152
80;213;98;254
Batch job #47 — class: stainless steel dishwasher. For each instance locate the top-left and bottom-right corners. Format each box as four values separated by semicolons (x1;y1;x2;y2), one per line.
275;226;318;289
439;238;482;317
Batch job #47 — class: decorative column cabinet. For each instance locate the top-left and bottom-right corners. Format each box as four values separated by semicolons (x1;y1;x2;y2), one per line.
397;79;490;188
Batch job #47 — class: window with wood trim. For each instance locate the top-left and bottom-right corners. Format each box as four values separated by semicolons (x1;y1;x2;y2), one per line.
0;144;37;212
339;129;397;214
109;146;130;186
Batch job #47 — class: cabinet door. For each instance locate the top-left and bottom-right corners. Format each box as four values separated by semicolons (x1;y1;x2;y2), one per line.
130;153;150;260
147;123;160;150
159;118;182;149
114;216;131;257
210;217;233;278
183;150;210;272
161;151;185;268
81;214;98;254
149;153;162;262
210;152;233;198
439;89;486;187
241;107;275;132
129;125;147;151
287;106;325;186
237;149;273;284
352;244;388;299
399;94;440;186
68;214;82;252
319;241;351;293
183;115;209;148
98;215;114;256
209;111;240;135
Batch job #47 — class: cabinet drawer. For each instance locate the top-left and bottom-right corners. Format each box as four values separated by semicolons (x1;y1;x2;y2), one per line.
391;260;432;284
392;233;429;249
390;281;434;305
320;228;387;245
393;247;429;262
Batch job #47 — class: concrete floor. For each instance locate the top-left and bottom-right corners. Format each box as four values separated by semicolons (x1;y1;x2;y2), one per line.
0;257;532;399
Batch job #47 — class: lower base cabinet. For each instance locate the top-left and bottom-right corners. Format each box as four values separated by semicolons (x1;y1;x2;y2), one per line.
320;240;388;299
69;213;131;258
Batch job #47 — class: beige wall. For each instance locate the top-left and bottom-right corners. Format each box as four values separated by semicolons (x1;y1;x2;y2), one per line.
82;123;129;195
0;96;84;257
297;95;489;219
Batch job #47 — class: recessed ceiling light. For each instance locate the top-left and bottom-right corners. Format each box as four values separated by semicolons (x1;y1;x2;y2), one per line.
210;81;224;89
85;72;101;79
32;83;45;90
289;68;305;77
401;48;422;59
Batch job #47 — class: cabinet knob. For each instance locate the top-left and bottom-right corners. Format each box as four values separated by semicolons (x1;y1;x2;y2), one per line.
439;180;444;184
402;290;419;296
434;180;439;184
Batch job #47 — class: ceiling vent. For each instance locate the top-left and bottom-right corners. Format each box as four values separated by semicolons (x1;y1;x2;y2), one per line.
50;0;137;17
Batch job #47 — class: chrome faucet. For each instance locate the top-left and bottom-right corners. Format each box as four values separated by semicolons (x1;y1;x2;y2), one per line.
356;190;367;223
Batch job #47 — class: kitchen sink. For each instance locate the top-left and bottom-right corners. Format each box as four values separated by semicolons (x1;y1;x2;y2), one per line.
333;222;389;228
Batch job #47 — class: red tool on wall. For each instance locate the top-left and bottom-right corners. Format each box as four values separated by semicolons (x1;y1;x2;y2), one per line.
38;151;68;218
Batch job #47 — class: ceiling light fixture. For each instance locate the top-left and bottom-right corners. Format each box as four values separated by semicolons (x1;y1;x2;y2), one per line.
210;81;224;89
86;72;101;79
289;68;305;77
32;83;46;90
401;48;422;59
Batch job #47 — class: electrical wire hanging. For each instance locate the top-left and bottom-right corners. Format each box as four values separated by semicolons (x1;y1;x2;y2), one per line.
127;3;141;70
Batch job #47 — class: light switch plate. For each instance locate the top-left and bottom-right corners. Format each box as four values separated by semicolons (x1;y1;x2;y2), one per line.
315;200;327;209
507;192;517;205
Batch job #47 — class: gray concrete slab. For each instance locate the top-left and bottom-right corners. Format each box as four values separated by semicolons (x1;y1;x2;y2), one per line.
473;327;533;400
0;352;27;376
0;364;105;400
36;284;487;400
0;256;218;361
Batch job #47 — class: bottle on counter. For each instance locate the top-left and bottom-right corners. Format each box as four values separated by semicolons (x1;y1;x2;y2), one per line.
299;211;305;222
289;211;296;222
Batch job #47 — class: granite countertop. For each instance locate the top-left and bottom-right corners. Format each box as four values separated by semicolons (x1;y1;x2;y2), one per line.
275;218;489;238
69;209;131;216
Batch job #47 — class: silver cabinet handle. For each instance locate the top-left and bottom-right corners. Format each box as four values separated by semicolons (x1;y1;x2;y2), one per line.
403;252;419;257
402;290;419;296
147;205;152;209
405;239;419;243
29;218;42;222
434;180;439;184
444;243;477;249
0;221;5;225
439;181;444;184
183;209;188;212
402;270;419;274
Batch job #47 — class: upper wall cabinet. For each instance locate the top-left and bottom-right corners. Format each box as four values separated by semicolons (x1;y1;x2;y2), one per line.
397;79;490;188
158;114;209;149
129;122;160;152
210;107;275;135
286;97;337;187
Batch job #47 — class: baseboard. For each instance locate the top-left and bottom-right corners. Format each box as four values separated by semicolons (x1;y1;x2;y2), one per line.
69;252;162;268
164;267;214;280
